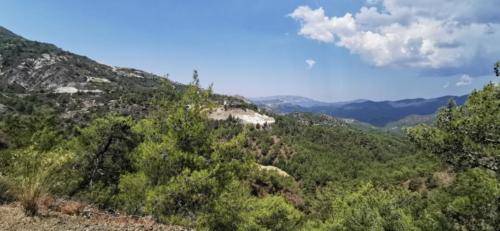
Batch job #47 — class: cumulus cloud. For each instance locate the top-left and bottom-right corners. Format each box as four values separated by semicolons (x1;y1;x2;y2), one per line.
306;59;316;69
289;0;500;75
456;74;473;86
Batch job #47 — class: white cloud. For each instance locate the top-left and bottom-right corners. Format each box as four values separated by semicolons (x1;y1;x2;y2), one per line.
306;59;316;69
289;7;356;43
289;1;500;74
456;74;473;86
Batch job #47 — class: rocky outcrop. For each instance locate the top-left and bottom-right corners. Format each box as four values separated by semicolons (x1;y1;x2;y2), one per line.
208;107;275;126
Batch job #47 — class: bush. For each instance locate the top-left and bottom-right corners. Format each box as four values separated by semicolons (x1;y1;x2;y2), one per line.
18;179;43;216
145;169;218;225
445;168;500;230
115;172;148;215
246;196;303;231
6;147;72;216
197;181;251;230
0;175;14;204
308;183;420;230
69;115;139;206
198;181;302;231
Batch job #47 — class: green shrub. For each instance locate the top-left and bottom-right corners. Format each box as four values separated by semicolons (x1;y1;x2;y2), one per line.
198;181;302;231
246;196;303;231
445;168;500;230
0;175;14;204
69;115;140;205
7;147;72;216
145;169;218;225
115;172;148;215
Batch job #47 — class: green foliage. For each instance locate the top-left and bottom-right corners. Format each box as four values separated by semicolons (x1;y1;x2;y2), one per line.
249;168;299;197
198;181;302;231
145;169;218;225
0;106;62;149
116;75;261;227
0;175;14;204
408;83;499;171
306;183;420;231
1;66;498;230
444;168;499;230
272;119;439;190
5;146;73;215
246;195;303;231
406;82;500;230
115;172;148;215
69;115;139;206
196;181;251;230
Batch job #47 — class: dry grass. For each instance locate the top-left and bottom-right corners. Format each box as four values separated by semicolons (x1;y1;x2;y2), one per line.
18;181;44;216
0;201;190;231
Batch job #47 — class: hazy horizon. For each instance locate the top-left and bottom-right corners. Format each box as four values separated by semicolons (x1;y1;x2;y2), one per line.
1;0;499;101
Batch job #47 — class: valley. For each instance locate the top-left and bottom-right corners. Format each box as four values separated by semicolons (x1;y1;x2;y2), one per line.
252;94;468;127
0;24;498;231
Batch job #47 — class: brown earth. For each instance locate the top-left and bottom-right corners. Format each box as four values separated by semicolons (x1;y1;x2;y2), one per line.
0;202;189;231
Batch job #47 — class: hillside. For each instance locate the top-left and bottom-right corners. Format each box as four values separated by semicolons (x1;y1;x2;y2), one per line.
252;95;467;127
0;26;255;126
1;26;498;230
0;26;170;94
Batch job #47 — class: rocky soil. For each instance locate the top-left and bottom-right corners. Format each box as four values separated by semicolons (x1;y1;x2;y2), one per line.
0;202;188;231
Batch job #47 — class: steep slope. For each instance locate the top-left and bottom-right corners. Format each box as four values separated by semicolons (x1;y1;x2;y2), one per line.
0;26;169;94
0;26;183;123
0;26;259;127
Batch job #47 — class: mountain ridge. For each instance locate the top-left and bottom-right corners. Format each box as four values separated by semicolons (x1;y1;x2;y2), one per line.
252;94;468;127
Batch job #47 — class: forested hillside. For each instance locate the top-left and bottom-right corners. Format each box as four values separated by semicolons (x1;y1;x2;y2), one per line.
0;26;499;230
252;95;468;127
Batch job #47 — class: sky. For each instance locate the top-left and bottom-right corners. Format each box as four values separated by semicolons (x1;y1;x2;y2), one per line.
1;0;499;102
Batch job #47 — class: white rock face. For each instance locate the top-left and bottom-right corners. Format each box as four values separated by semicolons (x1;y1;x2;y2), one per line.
54;87;78;94
53;86;103;94
34;53;58;70
81;89;103;93
0;104;7;113
112;67;144;78
208;108;275;125
87;76;111;83
54;87;103;94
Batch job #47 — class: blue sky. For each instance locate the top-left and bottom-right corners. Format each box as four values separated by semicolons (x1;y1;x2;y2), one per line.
1;0;498;101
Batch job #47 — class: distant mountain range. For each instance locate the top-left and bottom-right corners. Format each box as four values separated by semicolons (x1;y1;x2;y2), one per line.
251;95;468;127
250;95;368;108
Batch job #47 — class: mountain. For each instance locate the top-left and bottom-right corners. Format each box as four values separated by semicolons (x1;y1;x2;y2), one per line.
0;26;175;94
251;95;467;127
0;26;244;121
250;95;331;108
1;25;497;230
382;114;436;133
252;96;368;113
